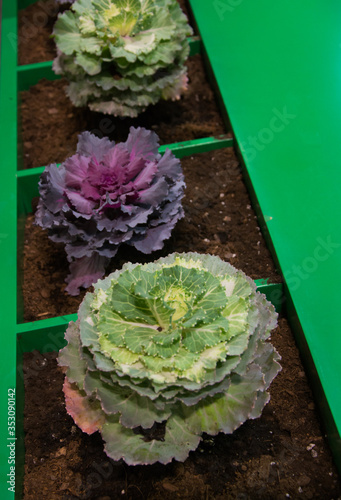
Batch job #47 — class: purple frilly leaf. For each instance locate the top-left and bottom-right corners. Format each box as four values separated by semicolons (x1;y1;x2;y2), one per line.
65;155;91;190
123;156;147;181
157;148;183;179
132;223;176;253
65;254;110;295
37;163;66;215
124;127;160;162
76;131;114;160
131;161;159;191
138;177;169;205
66;190;96;215
100;144;131;184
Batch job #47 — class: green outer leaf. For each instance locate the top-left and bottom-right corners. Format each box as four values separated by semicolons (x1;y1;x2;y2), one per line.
91;351;116;372
102;412;201;465
183;365;266;436
249;391;271;419
58;322;87;387
109;372;160;400
75;52;102;75
177;376;232;407
84;371;171;428
53;10;82;55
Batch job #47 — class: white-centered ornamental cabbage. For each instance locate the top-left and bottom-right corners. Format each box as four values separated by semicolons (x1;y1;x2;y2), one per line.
52;0;193;117
58;252;281;465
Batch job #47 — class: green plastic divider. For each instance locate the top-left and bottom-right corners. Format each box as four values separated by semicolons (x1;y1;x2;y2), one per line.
0;1;18;498
159;135;233;158
188;35;201;57
189;0;341;474
17;61;60;92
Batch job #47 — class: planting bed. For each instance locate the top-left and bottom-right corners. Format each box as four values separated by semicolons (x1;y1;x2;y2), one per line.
0;0;340;499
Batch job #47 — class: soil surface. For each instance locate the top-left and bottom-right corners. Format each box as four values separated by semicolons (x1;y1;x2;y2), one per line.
19;1;341;499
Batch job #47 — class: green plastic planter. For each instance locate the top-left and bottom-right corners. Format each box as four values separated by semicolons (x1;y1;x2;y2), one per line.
2;0;340;498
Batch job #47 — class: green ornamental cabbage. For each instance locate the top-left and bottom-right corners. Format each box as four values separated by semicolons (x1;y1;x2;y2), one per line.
58;252;281;465
52;0;193;117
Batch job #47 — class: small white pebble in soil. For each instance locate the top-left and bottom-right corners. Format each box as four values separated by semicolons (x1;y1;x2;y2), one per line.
246;204;251;209
298;487;303;493
306;443;315;451
311;449;318;458
221;201;225;206
220;193;225;198
204;239;210;243
121;490;125;495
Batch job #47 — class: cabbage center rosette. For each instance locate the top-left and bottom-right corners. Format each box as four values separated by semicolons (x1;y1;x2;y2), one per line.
58;252;281;465
35;127;185;295
52;0;193;117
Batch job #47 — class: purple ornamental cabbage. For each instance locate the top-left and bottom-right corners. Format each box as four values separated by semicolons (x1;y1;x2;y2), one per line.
35;127;185;295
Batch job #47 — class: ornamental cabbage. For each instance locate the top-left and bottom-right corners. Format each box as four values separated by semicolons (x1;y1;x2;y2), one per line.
52;0;193;117
35;127;185;295
58;252;281;465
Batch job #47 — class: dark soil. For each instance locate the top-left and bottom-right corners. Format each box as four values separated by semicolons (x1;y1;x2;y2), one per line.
19;1;341;499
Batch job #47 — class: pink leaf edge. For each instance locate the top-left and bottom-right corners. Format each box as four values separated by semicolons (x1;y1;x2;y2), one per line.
63;377;106;435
